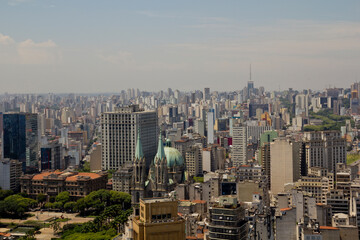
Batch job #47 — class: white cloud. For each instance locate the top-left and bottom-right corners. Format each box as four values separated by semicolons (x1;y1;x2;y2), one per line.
0;34;15;45
0;33;61;65
99;51;133;64
7;0;32;6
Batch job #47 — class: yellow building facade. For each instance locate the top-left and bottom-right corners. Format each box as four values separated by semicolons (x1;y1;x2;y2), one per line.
132;198;186;240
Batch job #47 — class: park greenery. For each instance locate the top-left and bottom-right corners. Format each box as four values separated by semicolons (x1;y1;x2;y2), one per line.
0;189;132;240
347;153;360;165
0;190;37;218
59;189;132;240
304;109;353;132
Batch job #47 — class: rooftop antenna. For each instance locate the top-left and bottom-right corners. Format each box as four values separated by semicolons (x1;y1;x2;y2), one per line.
250;64;252;81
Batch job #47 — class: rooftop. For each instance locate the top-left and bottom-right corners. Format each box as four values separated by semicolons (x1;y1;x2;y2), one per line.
29;171;103;182
65;172;102;181
142;197;174;204
320;226;339;230
33;170;63;180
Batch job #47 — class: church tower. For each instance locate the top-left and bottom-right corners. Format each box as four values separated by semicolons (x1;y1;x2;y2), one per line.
151;134;169;197
131;131;146;205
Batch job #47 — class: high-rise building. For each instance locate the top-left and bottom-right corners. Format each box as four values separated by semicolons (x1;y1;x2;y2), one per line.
0;159;22;192
168;106;179;125
185;144;203;177
248;103;269;118
132;198;186;240
89;143;102;172
3;113;39;171
112;162;133;194
194;119;205;136
208;196;248;240
246;123;272;144
303;131;346;174
40;141;63;170
191;92;196;103
207;110;214;145
101;105;157;170
261;142;271;187
247;81;254;98
204;87;210;101
232;124;247;167
270;138;302;194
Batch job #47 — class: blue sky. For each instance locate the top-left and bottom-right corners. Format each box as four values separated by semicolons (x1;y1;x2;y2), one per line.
0;0;359;93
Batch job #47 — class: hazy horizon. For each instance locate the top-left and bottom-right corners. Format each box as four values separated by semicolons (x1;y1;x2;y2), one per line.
1;0;359;93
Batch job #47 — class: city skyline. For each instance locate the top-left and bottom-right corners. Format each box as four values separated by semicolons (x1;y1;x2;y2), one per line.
0;0;360;93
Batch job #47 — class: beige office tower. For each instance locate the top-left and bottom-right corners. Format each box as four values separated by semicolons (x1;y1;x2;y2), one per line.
132;198;186;240
270;138;301;194
303;131;346;174
185;143;203;177
232;124;247;167
101;105;157;170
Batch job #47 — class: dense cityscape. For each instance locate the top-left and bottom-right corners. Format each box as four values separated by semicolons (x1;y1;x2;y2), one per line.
1;1;360;240
0;82;360;239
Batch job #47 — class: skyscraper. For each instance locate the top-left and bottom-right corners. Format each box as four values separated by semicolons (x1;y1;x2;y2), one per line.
204;87;210;101
41;141;63;170
0;159;22;192
247;81;254;98
303;131;346;173
232;124;247;167
270;138;302;194
207;110;214;145
3;113;39;171
101;105;157;170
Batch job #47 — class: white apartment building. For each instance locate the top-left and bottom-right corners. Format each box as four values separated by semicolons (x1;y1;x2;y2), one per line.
101;105;157;170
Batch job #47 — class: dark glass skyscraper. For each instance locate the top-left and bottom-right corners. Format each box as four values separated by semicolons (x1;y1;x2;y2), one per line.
3;113;39;172
3;114;26;161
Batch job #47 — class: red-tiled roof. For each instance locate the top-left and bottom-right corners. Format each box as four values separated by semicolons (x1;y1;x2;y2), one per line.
65;172;101;182
280;207;292;211
33;170;63;180
320;226;339;230
197;233;204;239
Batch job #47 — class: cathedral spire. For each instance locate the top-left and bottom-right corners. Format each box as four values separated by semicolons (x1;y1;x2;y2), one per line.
156;131;166;161
135;128;144;159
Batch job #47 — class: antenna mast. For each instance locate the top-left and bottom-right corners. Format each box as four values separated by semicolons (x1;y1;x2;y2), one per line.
250;64;252;81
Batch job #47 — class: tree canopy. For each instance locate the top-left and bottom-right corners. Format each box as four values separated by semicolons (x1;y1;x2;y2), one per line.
0;194;37;218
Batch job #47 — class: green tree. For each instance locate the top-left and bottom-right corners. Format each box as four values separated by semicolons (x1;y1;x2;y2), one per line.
109;191;131;208
74;198;87;216
64;201;76;212
0;189;14;201
37;193;46;206
50;221;61;234
56;191;70;204
0;194;36;218
53;202;63;209
49;196;56;203
44;202;54;209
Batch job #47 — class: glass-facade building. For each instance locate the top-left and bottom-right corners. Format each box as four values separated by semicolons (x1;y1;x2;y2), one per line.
3;113;39;172
41;147;51;170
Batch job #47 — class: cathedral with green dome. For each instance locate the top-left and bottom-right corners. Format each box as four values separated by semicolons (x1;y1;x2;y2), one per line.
131;132;186;204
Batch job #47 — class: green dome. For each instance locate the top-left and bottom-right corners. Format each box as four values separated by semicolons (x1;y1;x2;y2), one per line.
164;147;184;168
